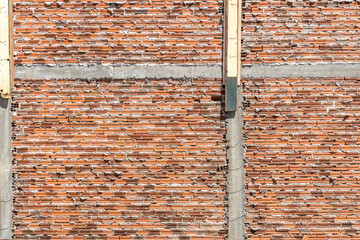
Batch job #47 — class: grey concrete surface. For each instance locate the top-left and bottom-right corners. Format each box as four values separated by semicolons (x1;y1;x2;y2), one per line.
226;87;245;240
242;63;360;78
15;65;223;80
0;98;12;239
14;63;360;80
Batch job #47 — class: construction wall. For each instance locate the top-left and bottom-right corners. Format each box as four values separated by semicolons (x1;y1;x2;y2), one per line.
12;78;227;238
242;1;360;64
13;0;223;64
11;0;360;239
244;77;360;239
242;0;360;239
11;0;227;238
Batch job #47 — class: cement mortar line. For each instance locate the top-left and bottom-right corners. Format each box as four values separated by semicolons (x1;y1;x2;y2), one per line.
14;63;360;80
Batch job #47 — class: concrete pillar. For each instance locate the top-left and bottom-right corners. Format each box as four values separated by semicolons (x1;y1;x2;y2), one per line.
0;98;12;239
227;87;245;240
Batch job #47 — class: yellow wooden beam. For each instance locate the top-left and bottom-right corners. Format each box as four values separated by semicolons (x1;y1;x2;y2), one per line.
225;0;240;112
0;0;12;99
237;0;242;85
226;0;238;78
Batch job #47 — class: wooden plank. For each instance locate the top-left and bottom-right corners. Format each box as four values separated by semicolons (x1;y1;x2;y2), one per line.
237;0;242;85
0;0;11;98
9;0;13;89
226;0;238;78
222;0;228;84
225;0;238;111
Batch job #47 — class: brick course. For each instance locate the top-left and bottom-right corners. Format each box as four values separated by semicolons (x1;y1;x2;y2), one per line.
243;1;360;64
12;78;227;239
13;0;223;65
243;77;360;239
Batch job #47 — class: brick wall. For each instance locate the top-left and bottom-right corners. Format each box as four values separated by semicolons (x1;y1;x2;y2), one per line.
243;77;360;239
242;1;360;64
12;78;227;239
16;0;360;66
13;0;223;65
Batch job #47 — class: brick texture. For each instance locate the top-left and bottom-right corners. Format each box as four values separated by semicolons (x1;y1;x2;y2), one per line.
243;77;360;239
242;1;360;64
13;0;223;65
12;78;227;239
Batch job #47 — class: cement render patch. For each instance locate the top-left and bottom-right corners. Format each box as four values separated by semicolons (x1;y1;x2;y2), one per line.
14;63;360;80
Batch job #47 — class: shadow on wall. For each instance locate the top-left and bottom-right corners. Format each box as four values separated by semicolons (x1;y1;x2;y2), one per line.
0;98;8;109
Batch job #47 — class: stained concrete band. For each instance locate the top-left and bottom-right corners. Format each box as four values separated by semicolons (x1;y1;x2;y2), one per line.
14;63;360;80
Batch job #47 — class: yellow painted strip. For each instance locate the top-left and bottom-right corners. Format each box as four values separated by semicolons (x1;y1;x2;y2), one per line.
237;0;242;85
0;0;11;98
226;0;238;78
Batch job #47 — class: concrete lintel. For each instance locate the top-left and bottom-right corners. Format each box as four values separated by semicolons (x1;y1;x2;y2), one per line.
226;87;245;240
14;63;360;80
242;63;360;78
0;98;12;239
14;65;222;80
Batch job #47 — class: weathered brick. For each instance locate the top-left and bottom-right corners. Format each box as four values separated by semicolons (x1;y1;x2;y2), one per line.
12;78;227;239
244;77;360;239
13;0;223;65
242;1;360;64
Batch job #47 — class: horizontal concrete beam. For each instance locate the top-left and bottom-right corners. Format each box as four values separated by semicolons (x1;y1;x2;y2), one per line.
14;65;222;80
242;63;360;78
14;63;360;80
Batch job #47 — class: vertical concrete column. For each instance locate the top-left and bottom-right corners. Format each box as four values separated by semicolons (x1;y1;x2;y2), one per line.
227;87;245;240
0;98;12;239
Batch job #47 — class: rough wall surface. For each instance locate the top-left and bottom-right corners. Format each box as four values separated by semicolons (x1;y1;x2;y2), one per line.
13;0;223;65
242;1;360;64
12;78;227;239
243;77;360;239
